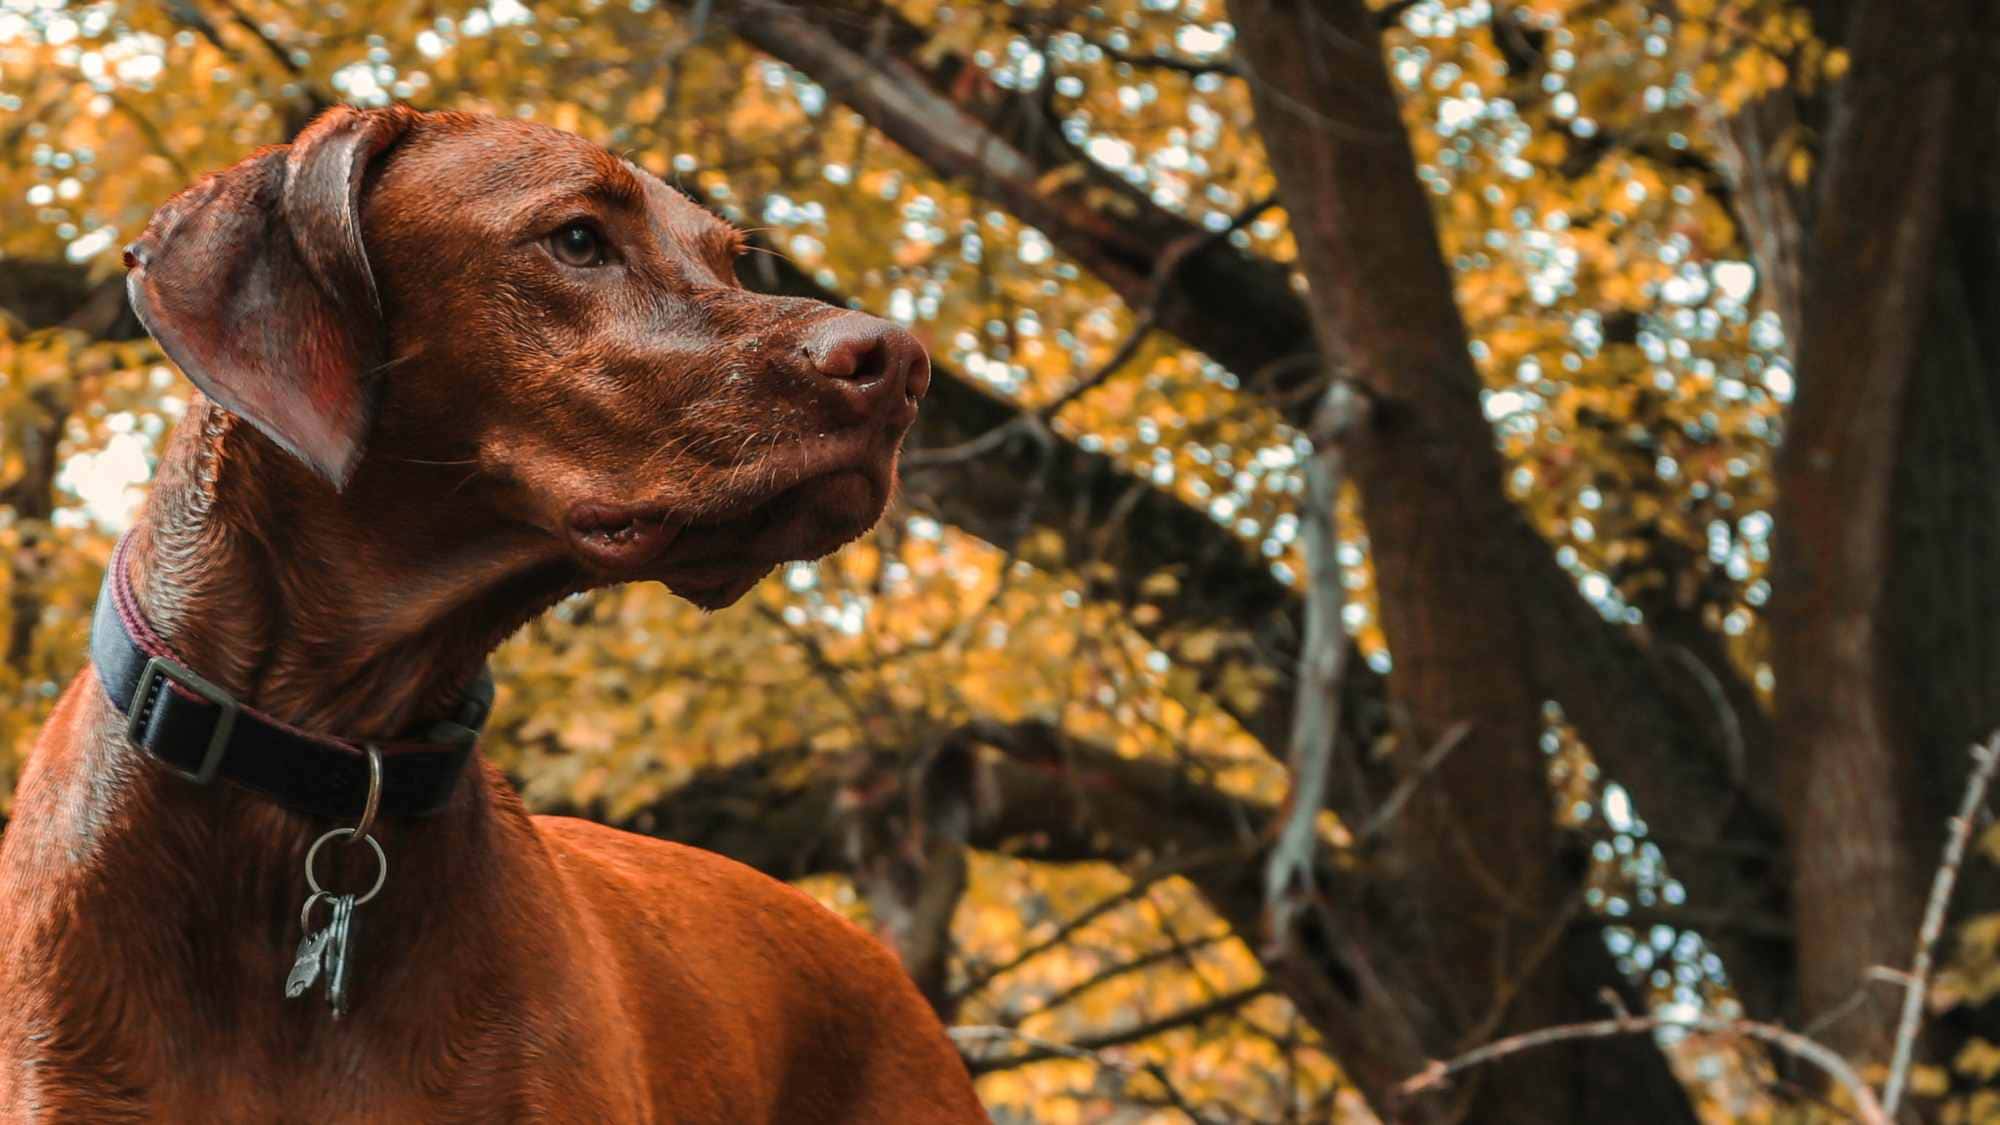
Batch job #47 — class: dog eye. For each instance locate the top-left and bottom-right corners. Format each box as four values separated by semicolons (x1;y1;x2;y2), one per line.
549;223;608;268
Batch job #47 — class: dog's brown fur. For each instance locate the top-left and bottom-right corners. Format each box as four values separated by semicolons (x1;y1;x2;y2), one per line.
0;107;986;1122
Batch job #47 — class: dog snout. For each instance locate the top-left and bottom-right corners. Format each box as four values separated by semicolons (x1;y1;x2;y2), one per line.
802;315;931;414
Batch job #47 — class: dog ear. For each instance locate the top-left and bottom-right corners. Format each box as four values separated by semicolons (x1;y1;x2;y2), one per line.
124;106;412;489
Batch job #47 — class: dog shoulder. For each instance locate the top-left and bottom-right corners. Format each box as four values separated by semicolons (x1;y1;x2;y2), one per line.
528;814;917;1006
530;815;843;930
529;815;988;1122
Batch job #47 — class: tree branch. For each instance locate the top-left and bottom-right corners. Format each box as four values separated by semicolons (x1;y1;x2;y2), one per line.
1014;931;1233;1021
957;984;1272;1075
1265;381;1365;952
1398;1006;1889;1125
950;1024;1226;1123
951;850;1222;1003
1883;732;2000;1115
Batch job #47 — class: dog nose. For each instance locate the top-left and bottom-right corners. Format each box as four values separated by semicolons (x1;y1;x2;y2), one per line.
804;315;931;408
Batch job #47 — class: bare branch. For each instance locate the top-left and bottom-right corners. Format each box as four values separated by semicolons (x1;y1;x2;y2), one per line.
105;92;192;180
1018;932;1234;1020
1882;732;2000;1115
1662;643;1747;786
212;0;306;78
905;194;1275;471
950;1024;1226;1123
1086;42;1237;77
1265;380;1368;950
1398;1011;1890;1125
1357;721;1473;844
951;850;1228;1003
957;984;1272;1076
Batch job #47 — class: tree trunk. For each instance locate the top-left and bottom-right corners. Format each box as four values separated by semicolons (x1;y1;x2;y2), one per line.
1771;0;1990;1076
1888;164;2000;1099
1871;7;2000;1097
1227;2;1695;1119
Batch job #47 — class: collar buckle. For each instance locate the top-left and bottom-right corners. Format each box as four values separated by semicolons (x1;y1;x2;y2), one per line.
129;654;239;785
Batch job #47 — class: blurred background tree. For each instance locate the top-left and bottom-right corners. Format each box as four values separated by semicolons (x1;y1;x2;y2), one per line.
3;0;1997;1120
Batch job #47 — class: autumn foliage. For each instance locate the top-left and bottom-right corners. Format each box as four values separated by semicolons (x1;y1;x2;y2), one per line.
5;0;2000;1121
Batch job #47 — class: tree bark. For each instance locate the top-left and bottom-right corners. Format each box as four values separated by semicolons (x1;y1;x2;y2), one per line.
1770;0;1985;1069
1886;29;2000;1090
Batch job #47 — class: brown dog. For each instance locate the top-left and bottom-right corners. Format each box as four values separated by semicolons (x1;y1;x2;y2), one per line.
0;106;988;1122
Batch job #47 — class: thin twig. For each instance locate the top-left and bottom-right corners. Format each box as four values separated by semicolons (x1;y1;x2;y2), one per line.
1460;891;1589;1049
1087;40;1238;78
1804;966;1909;1039
1358;721;1473;843
950;848;1234;1002
950;1025;1224;1123
901;318;1148;470
752;603;873;728
956;983;1270;1076
1663;643;1747;785
212;0;310;79
106;93;191;180
1882;732;2000;1115
1030;310;1159;422
1019;932;1233;1019
905;195;1276;471
1399;1012;1890;1125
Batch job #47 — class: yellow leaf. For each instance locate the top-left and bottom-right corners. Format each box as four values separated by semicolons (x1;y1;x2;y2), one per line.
1787;148;1814;188
1913;1063;1951;1097
1958;1038;2000;1082
1033;164;1088;198
1178;630;1221;663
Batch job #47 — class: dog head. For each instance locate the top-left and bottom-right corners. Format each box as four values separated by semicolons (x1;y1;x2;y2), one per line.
125;106;929;609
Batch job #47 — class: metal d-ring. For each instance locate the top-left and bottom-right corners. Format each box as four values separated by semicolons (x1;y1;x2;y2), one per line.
305;828;388;906
347;744;384;845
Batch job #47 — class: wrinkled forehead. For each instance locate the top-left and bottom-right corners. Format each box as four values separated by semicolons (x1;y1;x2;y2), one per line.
368;113;734;252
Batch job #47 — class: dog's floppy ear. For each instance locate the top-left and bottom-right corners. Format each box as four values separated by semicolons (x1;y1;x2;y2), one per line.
124;106;412;489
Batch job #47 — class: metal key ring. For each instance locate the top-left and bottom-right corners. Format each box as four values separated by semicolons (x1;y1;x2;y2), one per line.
299;890;334;932
346;745;383;845
305;828;388;905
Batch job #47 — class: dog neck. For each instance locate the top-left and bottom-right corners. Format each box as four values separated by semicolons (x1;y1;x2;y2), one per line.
0;397;591;1074
124;396;577;740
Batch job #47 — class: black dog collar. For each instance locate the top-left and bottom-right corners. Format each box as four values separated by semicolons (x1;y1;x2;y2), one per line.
90;534;491;821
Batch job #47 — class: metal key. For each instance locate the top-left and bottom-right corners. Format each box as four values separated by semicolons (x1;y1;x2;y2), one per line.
324;893;357;1019
285;892;334;999
293;821;386;1022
